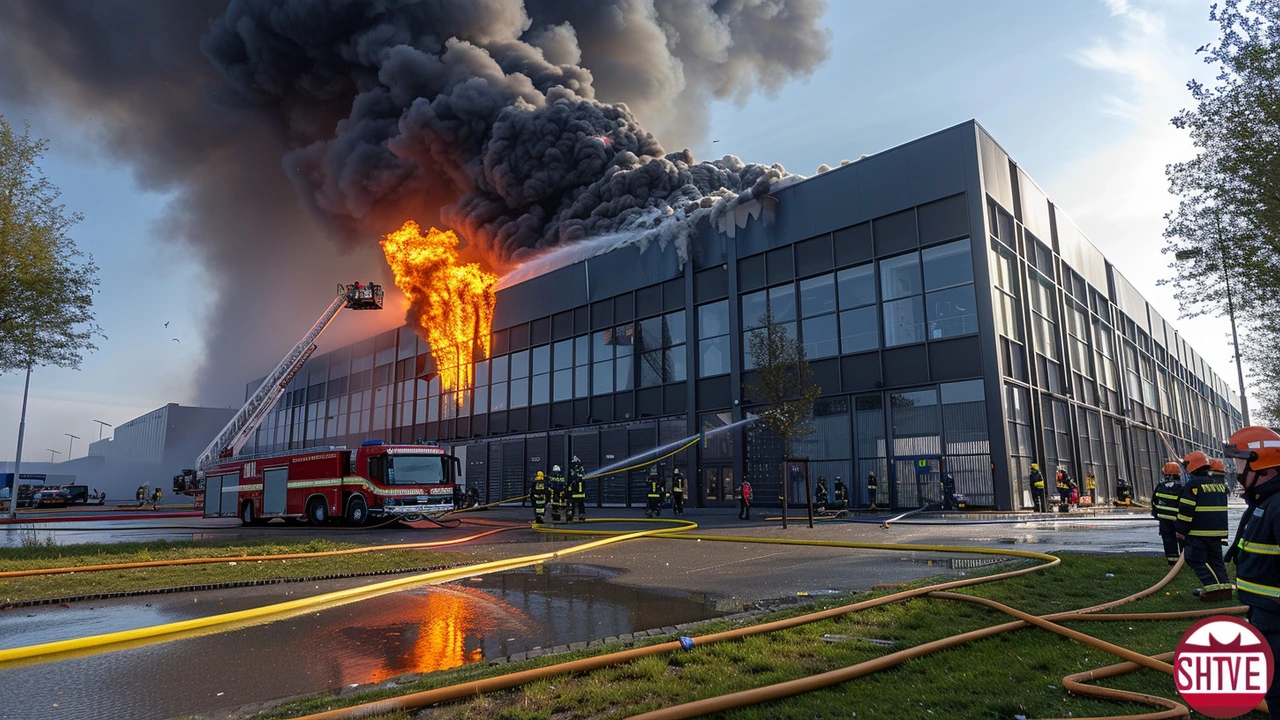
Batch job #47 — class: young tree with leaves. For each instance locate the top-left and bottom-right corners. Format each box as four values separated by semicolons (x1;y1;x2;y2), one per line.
0;116;102;372
1164;1;1280;425
744;306;822;529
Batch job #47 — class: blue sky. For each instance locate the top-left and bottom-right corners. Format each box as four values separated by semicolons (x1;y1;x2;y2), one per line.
0;0;1233;464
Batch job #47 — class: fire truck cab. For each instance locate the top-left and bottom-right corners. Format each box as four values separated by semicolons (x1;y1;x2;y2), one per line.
203;441;459;525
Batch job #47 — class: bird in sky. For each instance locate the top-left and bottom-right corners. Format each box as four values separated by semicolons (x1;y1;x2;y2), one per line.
164;321;169;328
713;139;720;143
172;338;180;343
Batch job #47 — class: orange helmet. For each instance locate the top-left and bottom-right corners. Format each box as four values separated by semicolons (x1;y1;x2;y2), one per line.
1208;459;1225;475
1162;461;1181;476
1182;451;1209;474
1223;425;1280;472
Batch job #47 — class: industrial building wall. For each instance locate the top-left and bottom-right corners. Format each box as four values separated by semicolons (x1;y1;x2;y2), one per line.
236;121;1242;511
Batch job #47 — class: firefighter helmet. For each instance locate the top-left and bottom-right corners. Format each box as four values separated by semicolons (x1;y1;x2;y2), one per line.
1030;463;1039;471
1223;425;1280;473
1162;461;1181;477
1208;458;1225;475
1182;451;1209;474
552;465;561;473
536;471;544;480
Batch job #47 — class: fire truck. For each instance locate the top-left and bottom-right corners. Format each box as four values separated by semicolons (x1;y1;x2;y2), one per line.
202;441;461;525
176;282;462;525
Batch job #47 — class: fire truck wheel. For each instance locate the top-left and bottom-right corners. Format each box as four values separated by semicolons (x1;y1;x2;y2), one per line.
345;495;367;526
307;497;329;525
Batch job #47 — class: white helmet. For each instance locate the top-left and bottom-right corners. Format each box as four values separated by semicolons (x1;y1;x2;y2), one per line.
552;465;561;473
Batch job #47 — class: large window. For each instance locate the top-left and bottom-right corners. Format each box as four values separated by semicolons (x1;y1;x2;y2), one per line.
742;285;796;370
531;344;550;405
837;264;877;354
922;238;977;339
638;311;686;386
799;274;838;359
881;252;924;346
510;349;529;408
593;324;634;394
698;301;730;378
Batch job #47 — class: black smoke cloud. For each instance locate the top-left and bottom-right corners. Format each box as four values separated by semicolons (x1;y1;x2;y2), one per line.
0;0;829;401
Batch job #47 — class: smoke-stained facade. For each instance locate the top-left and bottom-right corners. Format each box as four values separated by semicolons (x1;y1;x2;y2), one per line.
244;122;1243;511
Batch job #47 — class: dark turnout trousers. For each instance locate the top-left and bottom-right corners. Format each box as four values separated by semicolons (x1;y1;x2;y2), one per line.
1185;536;1230;592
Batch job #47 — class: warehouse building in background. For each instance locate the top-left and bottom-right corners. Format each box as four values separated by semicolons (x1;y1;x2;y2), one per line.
242;120;1242;511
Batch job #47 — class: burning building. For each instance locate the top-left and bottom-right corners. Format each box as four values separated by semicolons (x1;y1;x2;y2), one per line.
243;121;1243;511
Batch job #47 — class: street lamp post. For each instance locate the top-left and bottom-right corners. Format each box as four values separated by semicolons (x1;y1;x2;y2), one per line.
65;433;80;460
7;365;32;519
93;420;112;441
1176;243;1251;426
46;449;61;463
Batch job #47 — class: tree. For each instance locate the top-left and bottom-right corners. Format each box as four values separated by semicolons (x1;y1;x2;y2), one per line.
1163;1;1280;426
744;306;822;529
0;116;102;372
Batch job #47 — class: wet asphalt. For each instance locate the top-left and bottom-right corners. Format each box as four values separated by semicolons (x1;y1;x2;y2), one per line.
0;502;1239;719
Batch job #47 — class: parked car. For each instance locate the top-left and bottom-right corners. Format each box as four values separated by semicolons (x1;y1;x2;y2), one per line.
16;482;43;509
62;485;104;505
33;486;70;508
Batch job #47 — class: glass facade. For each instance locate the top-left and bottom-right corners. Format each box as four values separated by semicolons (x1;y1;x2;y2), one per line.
243;122;1240;511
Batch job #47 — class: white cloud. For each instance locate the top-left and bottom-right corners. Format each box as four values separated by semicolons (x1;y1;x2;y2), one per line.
1043;1;1246;402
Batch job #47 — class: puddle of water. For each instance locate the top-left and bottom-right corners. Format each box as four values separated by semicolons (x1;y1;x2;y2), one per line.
0;563;721;720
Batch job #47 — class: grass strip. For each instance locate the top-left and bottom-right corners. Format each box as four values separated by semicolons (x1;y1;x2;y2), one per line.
0;538;487;605
253;553;1261;720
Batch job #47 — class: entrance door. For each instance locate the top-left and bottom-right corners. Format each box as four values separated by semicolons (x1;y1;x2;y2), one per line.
892;456;940;509
701;464;735;506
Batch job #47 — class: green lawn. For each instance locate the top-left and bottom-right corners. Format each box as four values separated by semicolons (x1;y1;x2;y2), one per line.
0;538;483;605
256;553;1265;720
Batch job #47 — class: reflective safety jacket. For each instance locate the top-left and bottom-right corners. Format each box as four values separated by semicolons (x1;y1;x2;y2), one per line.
1055;472;1070;491
570;477;585;499
1175;474;1229;539
835;482;848;501
532;478;547;503
1030;470;1044;489
815;484;828;503
1151;477;1181;522
647;478;662;498
671;474;685;495
548;474;566;503
1229;481;1280;617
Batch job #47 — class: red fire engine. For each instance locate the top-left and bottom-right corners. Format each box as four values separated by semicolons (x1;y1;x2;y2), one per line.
203;440;460;525
175;282;462;525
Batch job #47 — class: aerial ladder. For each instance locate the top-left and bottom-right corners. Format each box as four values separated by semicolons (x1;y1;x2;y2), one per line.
174;282;384;499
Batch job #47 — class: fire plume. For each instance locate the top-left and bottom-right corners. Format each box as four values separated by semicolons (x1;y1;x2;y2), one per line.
381;221;497;406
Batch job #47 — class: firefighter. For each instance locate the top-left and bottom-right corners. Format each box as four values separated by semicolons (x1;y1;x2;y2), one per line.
834;476;848;510
865;472;877;509
1222;425;1280;715
531;470;547;524
645;466;663;518
1029;463;1045;512
1175;450;1232;601
1055;465;1071;513
671;468;686;516
1152;462;1184;566
569;456;587;522
815;476;828;512
548;465;566;523
940;473;956;511
136;485;146;507
739;479;753;520
150;487;163;510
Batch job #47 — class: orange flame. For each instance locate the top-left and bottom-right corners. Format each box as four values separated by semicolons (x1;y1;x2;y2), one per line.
381;221;497;407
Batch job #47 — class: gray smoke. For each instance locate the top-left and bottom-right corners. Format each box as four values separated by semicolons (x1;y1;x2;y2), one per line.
0;0;829;401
